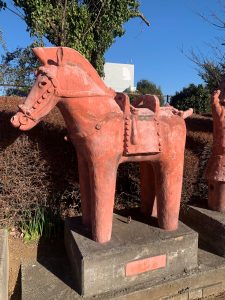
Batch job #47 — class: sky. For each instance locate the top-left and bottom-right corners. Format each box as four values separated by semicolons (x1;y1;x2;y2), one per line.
0;0;224;95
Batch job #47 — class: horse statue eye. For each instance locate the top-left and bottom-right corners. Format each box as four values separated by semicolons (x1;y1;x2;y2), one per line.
38;81;47;88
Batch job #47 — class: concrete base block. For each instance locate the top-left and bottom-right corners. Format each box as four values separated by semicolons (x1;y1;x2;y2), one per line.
21;246;225;299
181;205;225;257
0;229;8;300
64;213;198;296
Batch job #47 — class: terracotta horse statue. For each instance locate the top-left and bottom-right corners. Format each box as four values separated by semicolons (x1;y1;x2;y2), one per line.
205;75;225;211
11;47;192;243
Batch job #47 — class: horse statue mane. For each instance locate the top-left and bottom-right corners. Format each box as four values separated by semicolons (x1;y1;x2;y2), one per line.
33;47;115;97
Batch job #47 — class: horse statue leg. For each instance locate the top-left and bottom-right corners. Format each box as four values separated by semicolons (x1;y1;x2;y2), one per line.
154;156;184;230
89;157;118;243
77;153;92;228
140;162;157;217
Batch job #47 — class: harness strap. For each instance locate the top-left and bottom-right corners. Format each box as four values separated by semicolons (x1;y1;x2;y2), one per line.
19;67;115;122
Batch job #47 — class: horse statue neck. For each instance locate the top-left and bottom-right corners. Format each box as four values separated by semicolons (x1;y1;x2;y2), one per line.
34;46;115;99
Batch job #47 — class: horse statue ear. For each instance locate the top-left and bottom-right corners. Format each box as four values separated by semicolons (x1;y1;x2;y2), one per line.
56;47;64;66
32;48;48;66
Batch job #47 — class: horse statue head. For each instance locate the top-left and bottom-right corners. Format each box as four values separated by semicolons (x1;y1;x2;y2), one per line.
11;47;114;130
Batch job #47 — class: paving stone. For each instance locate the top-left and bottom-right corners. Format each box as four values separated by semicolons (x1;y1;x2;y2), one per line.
22;261;77;300
164;293;188;300
202;282;223;298
189;288;203;299
180;205;225;257
22;249;225;300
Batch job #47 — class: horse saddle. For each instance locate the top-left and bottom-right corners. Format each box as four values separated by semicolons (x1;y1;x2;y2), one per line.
115;93;161;155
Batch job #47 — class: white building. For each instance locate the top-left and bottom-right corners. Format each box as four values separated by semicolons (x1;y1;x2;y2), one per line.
103;62;135;92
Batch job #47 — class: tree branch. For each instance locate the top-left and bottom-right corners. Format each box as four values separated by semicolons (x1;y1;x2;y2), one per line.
61;0;68;46
5;5;25;20
136;12;150;26
0;29;7;52
198;12;225;29
82;0;106;39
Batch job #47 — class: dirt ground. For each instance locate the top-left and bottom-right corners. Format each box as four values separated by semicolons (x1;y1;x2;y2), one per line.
8;234;67;299
9;235;37;299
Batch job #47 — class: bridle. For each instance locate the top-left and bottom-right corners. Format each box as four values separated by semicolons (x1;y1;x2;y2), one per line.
18;65;115;123
17;67;58;123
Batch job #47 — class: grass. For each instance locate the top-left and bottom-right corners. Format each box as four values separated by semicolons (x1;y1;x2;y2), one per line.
19;207;61;243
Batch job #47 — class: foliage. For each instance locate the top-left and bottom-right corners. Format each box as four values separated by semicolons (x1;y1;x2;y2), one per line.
190;49;225;93
136;79;164;105
0;29;6;52
190;2;225;92
19;207;61;243
0;45;39;96
19;207;46;243
198;59;225;93
170;84;211;113
0;1;6;10
2;0;149;76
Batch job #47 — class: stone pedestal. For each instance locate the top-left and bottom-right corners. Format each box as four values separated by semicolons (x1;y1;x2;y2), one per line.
0;229;8;300
181;205;225;257
64;213;198;297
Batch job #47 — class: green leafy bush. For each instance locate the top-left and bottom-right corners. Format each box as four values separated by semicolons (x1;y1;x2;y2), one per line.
136;79;164;105
170;84;211;113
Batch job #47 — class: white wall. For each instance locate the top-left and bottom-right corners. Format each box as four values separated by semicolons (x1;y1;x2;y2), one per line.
103;62;135;92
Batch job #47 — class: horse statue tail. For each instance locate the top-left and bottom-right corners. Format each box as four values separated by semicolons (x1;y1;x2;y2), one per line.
178;108;193;119
162;104;193;119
